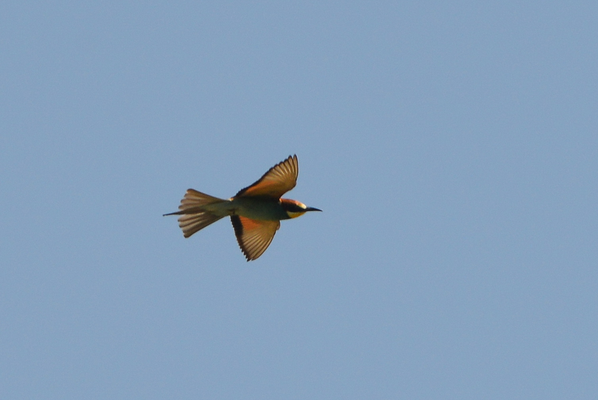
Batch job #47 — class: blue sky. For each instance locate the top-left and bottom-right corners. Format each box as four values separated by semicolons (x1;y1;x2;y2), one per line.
1;2;597;399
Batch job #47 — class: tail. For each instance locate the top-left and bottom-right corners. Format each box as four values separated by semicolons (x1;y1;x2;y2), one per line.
164;189;229;238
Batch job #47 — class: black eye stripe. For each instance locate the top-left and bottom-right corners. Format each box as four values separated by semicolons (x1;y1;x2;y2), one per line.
284;203;305;212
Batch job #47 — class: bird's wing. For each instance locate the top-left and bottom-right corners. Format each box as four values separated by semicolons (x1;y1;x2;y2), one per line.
234;155;298;199
230;215;280;261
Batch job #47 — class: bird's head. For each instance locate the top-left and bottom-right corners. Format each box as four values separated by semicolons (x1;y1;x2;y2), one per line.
280;198;322;219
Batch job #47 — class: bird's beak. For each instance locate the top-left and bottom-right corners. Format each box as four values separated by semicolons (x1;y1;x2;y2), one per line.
305;206;322;212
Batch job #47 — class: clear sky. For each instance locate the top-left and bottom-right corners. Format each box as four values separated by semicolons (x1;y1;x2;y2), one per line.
2;2;597;399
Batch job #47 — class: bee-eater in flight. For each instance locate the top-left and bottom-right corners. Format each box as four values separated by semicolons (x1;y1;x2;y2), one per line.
164;155;321;261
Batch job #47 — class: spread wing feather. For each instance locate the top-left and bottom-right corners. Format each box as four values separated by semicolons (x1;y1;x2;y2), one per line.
234;155;298;199
231;215;280;261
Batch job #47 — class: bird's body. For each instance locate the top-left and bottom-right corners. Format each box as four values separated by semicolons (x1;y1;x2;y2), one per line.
164;155;320;261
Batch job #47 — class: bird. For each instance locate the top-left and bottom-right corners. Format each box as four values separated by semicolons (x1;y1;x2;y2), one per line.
164;155;321;261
